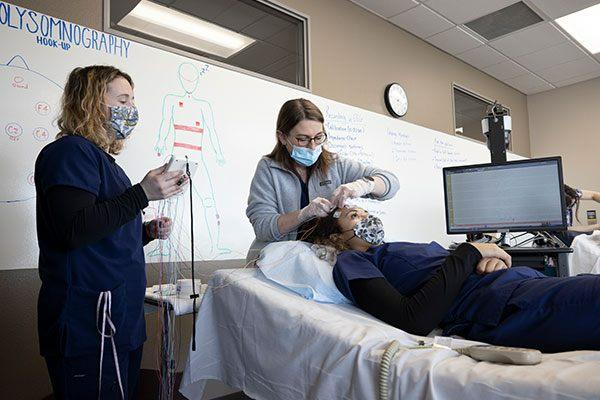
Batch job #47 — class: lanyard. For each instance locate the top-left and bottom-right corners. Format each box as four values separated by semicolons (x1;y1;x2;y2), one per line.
96;291;125;400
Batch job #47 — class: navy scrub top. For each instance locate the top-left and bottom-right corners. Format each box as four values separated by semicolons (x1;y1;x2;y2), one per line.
35;135;146;357
332;242;545;335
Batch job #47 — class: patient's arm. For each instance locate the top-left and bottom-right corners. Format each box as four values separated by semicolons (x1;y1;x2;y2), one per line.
568;223;600;233
349;243;481;336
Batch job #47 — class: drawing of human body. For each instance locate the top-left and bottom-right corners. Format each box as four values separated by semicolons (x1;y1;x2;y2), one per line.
153;63;230;257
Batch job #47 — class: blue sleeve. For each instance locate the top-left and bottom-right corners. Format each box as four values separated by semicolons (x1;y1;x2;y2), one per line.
36;138;101;196
332;251;384;302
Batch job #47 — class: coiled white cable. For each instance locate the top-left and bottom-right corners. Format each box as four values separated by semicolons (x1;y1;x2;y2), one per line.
379;340;401;400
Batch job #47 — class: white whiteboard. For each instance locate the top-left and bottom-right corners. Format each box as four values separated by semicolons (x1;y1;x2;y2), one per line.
0;2;522;269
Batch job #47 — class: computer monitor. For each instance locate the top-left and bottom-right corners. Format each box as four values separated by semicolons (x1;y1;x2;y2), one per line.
443;157;567;234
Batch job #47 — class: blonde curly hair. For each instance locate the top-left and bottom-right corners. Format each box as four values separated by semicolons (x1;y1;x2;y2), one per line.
56;65;133;155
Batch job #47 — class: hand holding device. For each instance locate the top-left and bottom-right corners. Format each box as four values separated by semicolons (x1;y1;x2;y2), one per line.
140;162;187;201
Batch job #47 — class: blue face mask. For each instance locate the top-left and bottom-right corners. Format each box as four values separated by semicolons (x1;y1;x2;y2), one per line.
289;143;322;167
109;105;139;139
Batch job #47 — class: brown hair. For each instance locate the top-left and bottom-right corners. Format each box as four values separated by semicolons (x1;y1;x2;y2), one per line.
564;184;581;223
267;98;335;177
301;208;351;252
56;65;134;155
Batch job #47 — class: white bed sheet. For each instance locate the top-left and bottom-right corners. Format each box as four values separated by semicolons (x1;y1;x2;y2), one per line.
569;231;600;276
180;269;600;400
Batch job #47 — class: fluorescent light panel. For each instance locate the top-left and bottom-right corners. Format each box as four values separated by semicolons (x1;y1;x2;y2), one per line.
556;3;600;54
118;0;255;58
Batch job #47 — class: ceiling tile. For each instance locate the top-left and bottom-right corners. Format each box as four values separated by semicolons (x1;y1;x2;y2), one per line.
426;27;483;55
537;57;600;83
489;22;567;58
213;2;267;31
425;0;518;24
171;0;236;21
553;70;600;87
526;85;555;94
266;24;298;51
528;0;600;19
504;73;551;92
351;0;418;18
455;45;508;69
389;5;453;38
482;60;529;80
515;42;589;72
242;15;293;40
228;41;288;70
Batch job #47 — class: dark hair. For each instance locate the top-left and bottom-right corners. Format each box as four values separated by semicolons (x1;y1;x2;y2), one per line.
267;98;335;177
564;184;581;223
300;208;350;251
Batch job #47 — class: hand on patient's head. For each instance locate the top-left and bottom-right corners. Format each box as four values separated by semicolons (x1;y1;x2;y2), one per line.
298;197;333;222
330;179;374;208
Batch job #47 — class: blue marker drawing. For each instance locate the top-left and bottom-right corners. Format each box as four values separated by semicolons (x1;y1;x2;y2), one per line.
151;62;230;258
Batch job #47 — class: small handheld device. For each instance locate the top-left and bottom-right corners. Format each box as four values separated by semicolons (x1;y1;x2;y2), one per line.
166;155;199;184
458;345;542;365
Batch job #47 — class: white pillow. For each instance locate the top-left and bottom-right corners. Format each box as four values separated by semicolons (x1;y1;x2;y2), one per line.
257;241;351;304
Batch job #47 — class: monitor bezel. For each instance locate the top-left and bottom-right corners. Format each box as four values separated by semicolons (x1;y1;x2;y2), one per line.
442;156;567;235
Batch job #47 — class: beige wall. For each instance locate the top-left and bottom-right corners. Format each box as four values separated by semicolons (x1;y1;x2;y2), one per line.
284;0;530;156
528;76;600;224
2;0;532;398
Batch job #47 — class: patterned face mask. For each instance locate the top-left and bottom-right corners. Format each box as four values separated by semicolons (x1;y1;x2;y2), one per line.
109;105;139;139
345;214;385;246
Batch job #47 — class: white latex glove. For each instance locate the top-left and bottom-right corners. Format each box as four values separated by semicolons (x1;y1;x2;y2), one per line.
330;178;375;208
298;197;333;222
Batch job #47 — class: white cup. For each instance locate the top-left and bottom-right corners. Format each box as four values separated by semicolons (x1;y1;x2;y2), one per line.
177;278;201;295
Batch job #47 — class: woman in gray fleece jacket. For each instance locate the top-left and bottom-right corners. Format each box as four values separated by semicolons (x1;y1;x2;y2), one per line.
246;98;399;261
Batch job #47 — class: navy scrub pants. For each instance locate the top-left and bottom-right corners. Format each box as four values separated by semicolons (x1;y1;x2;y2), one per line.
44;345;143;400
466;275;600;353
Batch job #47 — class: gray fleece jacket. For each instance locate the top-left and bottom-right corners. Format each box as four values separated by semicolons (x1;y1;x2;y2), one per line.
245;155;399;260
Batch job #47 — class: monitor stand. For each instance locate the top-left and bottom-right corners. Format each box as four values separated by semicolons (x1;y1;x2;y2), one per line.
497;230;568;249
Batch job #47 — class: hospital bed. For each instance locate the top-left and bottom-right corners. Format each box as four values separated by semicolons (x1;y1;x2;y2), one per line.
180;269;600;400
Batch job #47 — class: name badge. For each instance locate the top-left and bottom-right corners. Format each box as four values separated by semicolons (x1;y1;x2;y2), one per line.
319;180;332;186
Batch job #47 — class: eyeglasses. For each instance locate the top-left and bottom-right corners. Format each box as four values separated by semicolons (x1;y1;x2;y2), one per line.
293;132;327;146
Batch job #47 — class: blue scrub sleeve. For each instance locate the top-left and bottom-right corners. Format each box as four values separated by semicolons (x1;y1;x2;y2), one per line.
37;138;101;195
347;243;481;335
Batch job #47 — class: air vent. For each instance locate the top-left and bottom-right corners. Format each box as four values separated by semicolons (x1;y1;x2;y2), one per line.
465;1;543;41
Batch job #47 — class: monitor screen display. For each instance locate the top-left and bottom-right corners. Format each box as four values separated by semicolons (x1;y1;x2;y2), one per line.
443;157;566;234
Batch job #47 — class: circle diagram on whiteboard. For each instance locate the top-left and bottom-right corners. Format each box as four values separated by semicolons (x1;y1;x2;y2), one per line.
384;83;408;118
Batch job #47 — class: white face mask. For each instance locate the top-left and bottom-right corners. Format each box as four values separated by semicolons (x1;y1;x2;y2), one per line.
344;215;385;246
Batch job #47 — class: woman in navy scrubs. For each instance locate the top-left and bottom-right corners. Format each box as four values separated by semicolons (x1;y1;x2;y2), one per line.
305;207;600;353
35;65;187;399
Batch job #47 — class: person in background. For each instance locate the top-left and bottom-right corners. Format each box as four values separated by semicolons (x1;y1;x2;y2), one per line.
304;206;600;353
35;65;187;399
245;98;399;261
559;185;600;245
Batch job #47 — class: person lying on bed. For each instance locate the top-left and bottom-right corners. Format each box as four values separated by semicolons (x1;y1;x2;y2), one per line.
302;206;600;353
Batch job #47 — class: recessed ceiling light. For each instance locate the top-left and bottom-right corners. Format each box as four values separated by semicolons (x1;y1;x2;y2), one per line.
118;0;255;58
556;3;600;54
